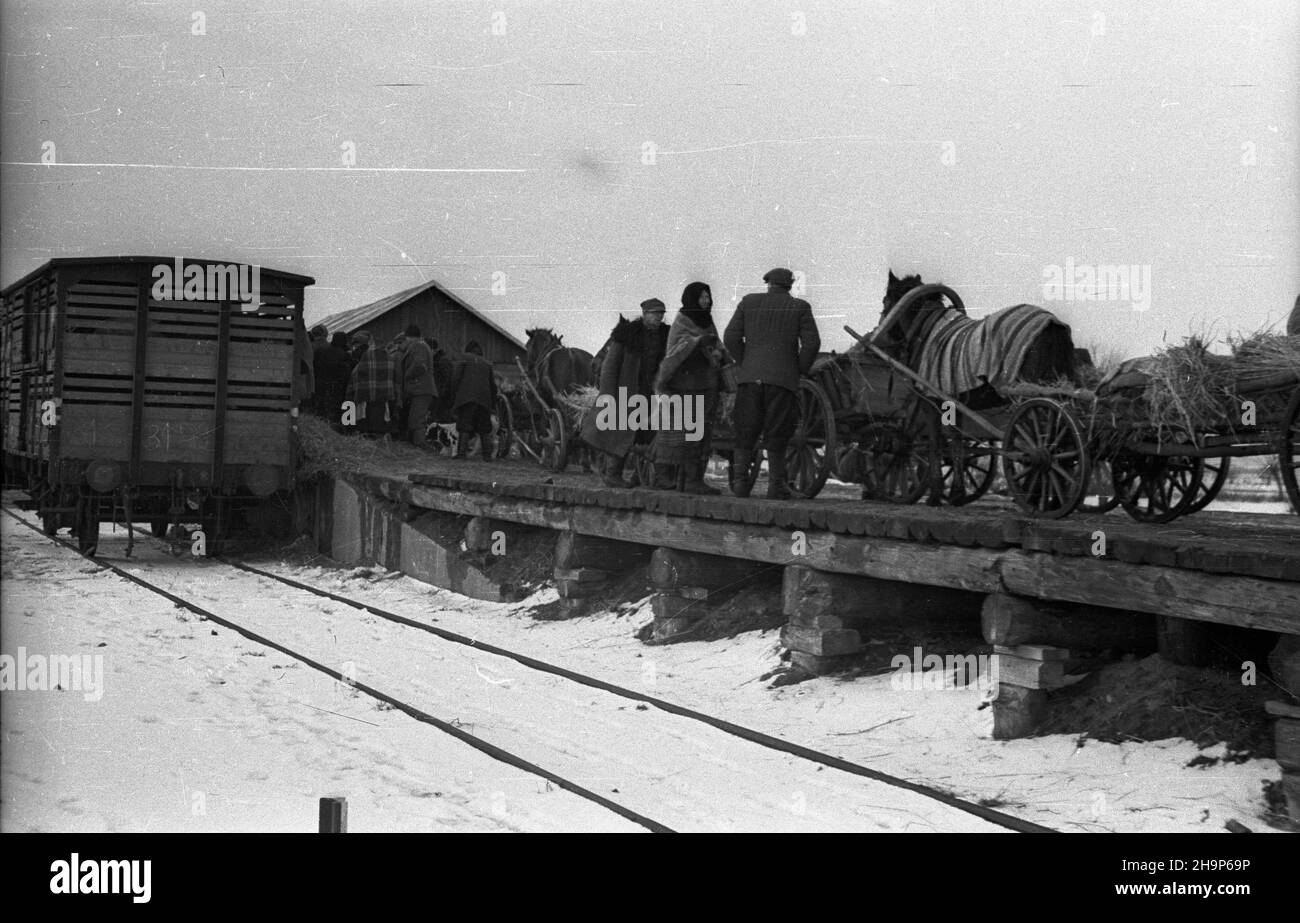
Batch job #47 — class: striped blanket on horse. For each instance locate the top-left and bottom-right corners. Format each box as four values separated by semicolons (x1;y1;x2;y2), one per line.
911;303;1069;396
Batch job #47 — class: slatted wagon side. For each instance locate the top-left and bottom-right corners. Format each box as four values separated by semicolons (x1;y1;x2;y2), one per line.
1;257;314;553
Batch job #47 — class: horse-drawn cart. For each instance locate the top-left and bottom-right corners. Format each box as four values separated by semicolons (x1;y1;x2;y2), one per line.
499;329;596;472
728;283;997;505
992;360;1300;522
732;281;1300;520
504;355;572;470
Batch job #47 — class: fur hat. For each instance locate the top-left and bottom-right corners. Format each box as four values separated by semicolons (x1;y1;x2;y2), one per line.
763;267;795;287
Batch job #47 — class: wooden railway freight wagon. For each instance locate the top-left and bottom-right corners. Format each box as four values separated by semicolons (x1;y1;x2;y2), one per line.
1;257;315;553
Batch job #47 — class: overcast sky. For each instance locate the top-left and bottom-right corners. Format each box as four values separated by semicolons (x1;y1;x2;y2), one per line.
2;0;1296;357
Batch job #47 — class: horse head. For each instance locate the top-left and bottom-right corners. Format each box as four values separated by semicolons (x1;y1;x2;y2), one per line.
875;270;926;354
525;328;560;370
871;270;968;363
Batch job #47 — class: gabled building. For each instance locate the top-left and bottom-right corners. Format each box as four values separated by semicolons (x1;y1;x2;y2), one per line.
316;279;526;379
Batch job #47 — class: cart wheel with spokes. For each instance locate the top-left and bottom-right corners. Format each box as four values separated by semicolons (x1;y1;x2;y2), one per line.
1110;446;1204;523
492;393;514;460
1001;398;1090;519
1183;455;1231;515
940;435;997;506
782;378;837;499
860;399;937;504
1277;389;1300;514
539;407;569;472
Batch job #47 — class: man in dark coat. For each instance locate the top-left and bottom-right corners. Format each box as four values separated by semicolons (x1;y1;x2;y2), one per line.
581;298;670;487
723;268;820;499
449;340;498;460
399;324;437;447
312;327;353;431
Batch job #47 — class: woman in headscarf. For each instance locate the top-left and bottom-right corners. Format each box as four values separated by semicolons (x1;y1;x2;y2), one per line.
651;281;733;494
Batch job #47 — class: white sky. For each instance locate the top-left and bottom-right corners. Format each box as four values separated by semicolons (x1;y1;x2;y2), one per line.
2;0;1296;357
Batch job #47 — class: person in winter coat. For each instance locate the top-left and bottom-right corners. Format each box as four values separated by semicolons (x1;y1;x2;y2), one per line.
723;268;820;499
652;282;731;494
580;298;670;487
312;328;353;431
449;340;499;459
345;332;400;438
398;324;437;447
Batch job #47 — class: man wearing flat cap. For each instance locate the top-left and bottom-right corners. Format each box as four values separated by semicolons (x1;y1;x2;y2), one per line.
582;297;671;487
723;268;820;499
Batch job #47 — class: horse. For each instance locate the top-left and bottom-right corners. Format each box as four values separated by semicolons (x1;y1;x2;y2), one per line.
846;270;1078;505
874;270;1078;410
525;328;595;403
524;328;596;470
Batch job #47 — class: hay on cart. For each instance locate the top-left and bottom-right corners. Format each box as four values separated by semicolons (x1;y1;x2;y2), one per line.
1094;332;1300;445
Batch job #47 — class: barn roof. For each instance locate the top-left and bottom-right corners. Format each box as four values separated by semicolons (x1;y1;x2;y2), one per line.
317;278;525;350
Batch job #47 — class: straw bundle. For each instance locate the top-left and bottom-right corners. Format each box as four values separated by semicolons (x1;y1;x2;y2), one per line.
295;414;423;478
1097;332;1300;443
556;384;599;427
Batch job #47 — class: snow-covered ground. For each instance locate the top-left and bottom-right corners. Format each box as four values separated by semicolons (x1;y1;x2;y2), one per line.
1;506;1288;833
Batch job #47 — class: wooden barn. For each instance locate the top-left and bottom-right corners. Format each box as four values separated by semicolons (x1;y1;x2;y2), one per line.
316;279;526;380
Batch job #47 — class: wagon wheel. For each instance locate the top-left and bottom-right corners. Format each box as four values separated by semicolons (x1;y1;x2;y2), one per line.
1278;389;1300;514
1077;458;1121;513
940;435;997;506
492;393;514;459
539;407;569;472
516;400;547;461
1110;445;1203;524
783;379;837;499
1183;455;1231;515
859;421;932;503
1001;398;1090;519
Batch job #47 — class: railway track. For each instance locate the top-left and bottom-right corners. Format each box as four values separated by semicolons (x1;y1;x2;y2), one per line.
3;506;1054;833
1;506;670;833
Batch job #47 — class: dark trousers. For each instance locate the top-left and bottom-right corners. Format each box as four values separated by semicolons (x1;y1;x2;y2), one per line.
455;403;492;437
362;400;394;436
455;403;493;457
404;394;433;445
733;382;796;455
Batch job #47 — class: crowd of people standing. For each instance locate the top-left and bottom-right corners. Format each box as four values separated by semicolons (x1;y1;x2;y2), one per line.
306;324;497;459
304;265;821;498
586;267;821;499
